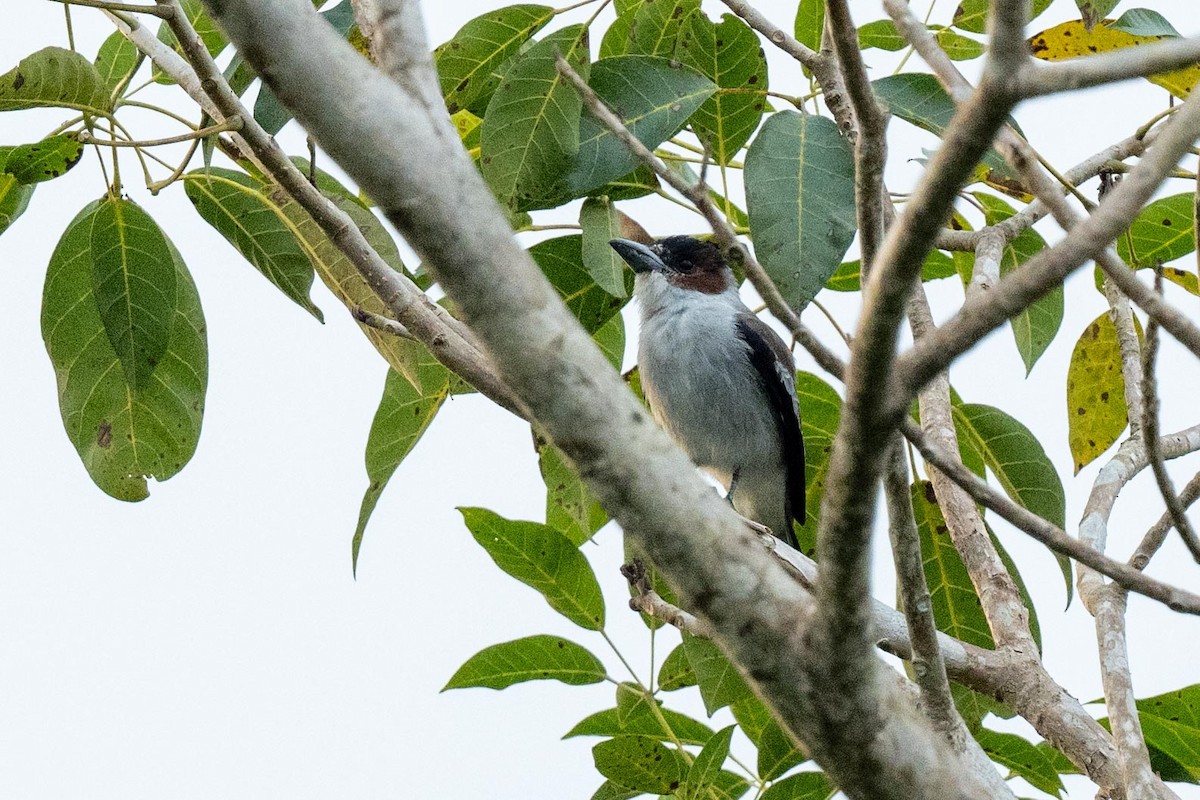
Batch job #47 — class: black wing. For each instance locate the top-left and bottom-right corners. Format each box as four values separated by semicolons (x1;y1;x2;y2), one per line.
736;315;806;547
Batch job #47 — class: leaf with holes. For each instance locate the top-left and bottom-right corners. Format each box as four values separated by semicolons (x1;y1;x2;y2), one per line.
1067;312;1140;473
1030;19;1199;98
0;47;112;115
593;735;688;795
678;11;768;166
434;4;555;113
443;635;606;690
43;200;206;501
460;507;605;630
183;168;323;320
536;431;607;547
630;0;700;58
0;134;83;184
563;55;715;199
480;25;590;210
1116;193;1198;294
745;112;856;312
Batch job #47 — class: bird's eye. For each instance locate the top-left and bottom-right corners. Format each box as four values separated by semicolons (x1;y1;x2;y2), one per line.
675;259;694;273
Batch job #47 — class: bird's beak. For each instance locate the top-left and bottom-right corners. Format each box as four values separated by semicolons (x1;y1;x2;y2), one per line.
609;238;664;274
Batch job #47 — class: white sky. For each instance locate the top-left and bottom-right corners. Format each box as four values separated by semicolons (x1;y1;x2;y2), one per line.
2;0;1200;798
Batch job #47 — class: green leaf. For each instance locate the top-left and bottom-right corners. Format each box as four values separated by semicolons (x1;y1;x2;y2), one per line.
43;201;207;501
911;480;993;648
272;186;427;387
591;781;641;800
858;20;906;50
480;24;590;211
953;402;1071;601
88;196;178;390
353;360;453;573
94;31;139;95
827;250;956;291
580;197;629;297
936;28;987;60
565;707;715;747
953;0;1054;33
793;372;843;557
536;430;608;547
1117;193;1196;280
871;74;1017;179
730;695;772;745
0;173;34;236
974;193;1061;375
975;729;1066;797
154;0;225;84
630;0;700;58
658;643;698;691
564;55;716;198
600;11;636;59
745;111;856;313
683;634;751;715
1076;0;1121;29
0;47;112;115
793;0;825;54
0;134;83;184
760;772;833;800
593;735;687;794
708;770;753;800
597;164;661;201
182;168;323;320
529;235;629;333
678;12;769;166
1109;8;1182;37
616;681;655;726
442;634;606;690
1130;685;1200;780
679;726;734;800
1066;312;1134;473
460;507;606;630
435;4;555;113
757;718;806;780
592;311;626;370
252;83;292;136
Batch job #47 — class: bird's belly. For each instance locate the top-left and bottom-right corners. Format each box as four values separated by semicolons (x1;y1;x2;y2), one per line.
640;317;782;486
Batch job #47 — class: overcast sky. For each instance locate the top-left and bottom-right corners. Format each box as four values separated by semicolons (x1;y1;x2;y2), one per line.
2;1;1199;798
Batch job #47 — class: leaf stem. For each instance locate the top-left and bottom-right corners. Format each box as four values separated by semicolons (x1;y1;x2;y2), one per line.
48;0;171;17
600;629;643;686
79;117;243;148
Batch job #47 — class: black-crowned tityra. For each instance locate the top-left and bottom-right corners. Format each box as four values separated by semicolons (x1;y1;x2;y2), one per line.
609;235;805;548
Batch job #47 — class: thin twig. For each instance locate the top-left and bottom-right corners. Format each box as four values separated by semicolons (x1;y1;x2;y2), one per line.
352;307;415;340
1130;471;1200;569
1141;269;1200;563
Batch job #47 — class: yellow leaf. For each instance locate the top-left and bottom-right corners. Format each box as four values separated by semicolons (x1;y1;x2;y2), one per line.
1029;19;1200;98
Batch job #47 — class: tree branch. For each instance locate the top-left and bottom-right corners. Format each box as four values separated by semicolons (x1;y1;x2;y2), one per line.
1020;36;1200;98
203;1;998;796
157;0;526;419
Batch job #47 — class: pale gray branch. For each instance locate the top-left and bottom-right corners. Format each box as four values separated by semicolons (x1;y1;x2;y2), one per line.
202;1;997;796
1131;471;1200;569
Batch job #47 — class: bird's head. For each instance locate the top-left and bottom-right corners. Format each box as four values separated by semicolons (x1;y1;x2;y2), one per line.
609;235;733;295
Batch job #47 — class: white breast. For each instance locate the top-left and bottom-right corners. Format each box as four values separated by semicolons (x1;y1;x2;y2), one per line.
635;274;785;489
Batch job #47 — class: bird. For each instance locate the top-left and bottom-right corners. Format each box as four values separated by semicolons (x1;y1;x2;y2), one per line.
609;235;806;549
